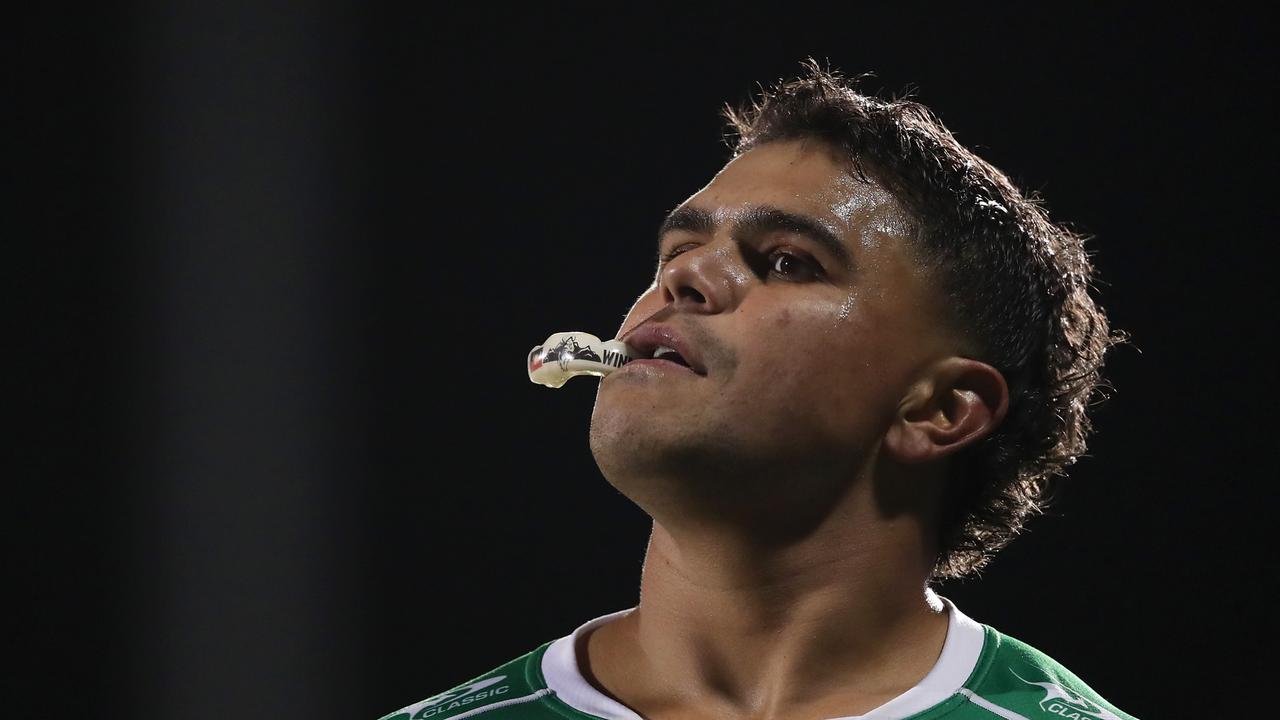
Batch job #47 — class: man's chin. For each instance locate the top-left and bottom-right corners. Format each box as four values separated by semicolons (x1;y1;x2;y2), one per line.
587;408;653;472
588;413;747;485
590;413;691;478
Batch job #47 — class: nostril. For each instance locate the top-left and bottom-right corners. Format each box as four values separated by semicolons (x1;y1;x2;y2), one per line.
676;287;706;304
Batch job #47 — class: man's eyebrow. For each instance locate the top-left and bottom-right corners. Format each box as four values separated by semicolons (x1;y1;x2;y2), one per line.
657;204;854;271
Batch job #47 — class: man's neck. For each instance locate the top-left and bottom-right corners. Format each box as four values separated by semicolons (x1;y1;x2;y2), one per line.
579;508;947;720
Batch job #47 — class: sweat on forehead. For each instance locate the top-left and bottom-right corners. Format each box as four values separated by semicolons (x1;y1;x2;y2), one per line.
688;139;918;252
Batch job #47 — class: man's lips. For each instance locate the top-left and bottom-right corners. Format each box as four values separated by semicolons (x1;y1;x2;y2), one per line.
619;322;707;375
623;357;699;374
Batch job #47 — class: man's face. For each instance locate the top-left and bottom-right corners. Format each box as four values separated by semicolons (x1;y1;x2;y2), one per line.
588;139;960;520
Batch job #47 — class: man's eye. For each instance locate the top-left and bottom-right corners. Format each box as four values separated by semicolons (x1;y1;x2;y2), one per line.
769;250;820;281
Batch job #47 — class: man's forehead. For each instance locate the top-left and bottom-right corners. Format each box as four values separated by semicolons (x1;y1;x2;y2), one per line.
692;204;842;231
682;143;911;251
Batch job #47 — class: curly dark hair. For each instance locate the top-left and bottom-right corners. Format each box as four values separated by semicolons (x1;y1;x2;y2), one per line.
722;59;1127;580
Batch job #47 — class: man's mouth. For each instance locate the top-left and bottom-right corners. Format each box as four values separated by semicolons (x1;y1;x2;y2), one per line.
651;345;692;367
619;323;707;375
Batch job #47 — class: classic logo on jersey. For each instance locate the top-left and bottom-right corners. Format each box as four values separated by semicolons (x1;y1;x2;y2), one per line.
410;676;511;719
1012;669;1121;720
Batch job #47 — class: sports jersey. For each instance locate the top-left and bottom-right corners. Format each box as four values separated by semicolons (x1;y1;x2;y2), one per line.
378;597;1137;720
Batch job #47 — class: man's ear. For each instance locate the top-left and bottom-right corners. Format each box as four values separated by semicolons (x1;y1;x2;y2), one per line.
883;357;1010;465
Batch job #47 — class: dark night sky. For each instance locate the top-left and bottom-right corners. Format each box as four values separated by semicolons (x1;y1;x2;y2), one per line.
15;5;1273;719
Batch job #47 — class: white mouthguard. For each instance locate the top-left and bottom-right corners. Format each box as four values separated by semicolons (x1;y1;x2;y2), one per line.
528;331;639;388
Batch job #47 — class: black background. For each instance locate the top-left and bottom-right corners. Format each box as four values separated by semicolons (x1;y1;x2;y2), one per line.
16;5;1273;719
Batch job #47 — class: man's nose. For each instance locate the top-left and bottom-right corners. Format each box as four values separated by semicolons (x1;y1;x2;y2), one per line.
657;241;744;314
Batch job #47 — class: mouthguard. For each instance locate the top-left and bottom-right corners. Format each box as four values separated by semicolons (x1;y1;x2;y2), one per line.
528;331;639;388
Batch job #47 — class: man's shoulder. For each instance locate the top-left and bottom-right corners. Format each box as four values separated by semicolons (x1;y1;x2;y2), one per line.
942;624;1140;720
376;641;566;720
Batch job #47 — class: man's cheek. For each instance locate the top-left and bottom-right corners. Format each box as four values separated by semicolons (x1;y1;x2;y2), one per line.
744;357;829;408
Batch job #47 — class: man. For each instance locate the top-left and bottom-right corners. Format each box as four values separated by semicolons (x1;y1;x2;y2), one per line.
380;61;1135;720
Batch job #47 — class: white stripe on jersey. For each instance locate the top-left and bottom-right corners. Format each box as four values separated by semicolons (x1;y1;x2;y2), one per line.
438;689;553;720
958;688;1032;720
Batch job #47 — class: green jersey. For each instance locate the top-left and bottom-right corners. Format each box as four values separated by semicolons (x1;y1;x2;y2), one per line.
378;597;1137;720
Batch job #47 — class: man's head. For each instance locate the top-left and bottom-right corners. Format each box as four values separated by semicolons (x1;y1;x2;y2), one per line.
588;60;1121;580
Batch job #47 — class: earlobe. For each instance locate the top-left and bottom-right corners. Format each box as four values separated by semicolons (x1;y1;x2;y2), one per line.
882;358;1009;465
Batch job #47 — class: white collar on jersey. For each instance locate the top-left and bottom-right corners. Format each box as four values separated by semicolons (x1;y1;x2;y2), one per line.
541;593;985;720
